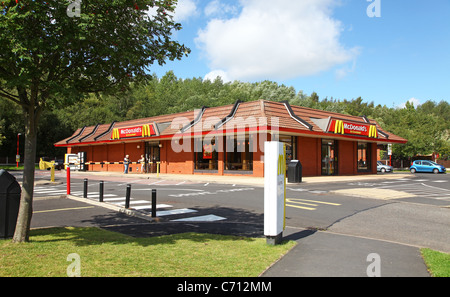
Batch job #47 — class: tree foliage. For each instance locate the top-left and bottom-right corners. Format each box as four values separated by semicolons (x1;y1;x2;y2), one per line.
0;0;190;242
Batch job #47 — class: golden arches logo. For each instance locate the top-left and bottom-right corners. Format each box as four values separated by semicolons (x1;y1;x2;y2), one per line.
369;125;378;138
111;128;120;140
277;145;287;176
334;120;344;135
142;125;152;137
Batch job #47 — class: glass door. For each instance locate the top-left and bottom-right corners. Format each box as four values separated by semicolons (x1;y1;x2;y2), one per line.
321;140;338;175
145;142;160;173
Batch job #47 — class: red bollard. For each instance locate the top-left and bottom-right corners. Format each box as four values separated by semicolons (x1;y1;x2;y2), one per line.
67;167;71;195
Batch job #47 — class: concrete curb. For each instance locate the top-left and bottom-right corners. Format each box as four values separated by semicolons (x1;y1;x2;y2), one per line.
66;194;159;223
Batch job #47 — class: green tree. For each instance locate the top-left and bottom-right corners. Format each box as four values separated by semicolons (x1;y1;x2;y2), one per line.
0;0;190;242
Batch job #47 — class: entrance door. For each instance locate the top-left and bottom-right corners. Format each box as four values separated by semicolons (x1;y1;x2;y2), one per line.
145;142;160;173
321;140;338;175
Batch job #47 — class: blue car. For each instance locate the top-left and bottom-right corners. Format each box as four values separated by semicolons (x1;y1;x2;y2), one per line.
410;160;446;174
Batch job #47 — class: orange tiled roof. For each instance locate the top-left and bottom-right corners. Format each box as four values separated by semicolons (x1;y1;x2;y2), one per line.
55;100;407;146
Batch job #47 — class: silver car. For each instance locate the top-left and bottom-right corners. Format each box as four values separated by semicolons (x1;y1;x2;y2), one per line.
377;161;393;173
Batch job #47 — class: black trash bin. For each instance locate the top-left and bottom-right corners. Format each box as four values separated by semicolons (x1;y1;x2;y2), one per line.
287;160;302;183
0;170;21;239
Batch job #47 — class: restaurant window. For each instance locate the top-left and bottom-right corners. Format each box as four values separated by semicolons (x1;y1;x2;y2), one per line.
357;142;371;171
225;134;253;173
279;136;297;165
194;137;218;171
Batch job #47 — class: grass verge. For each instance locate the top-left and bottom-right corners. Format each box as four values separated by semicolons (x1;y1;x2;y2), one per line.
0;227;295;277
421;248;450;277
0;165;39;171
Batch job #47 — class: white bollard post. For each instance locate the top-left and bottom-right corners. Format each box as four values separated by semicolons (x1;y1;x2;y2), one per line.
264;141;286;245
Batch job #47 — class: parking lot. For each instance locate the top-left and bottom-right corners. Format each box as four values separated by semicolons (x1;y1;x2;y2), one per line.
8;169;449;254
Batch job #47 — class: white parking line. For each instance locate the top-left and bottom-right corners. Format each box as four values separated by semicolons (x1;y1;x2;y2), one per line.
148;180;164;185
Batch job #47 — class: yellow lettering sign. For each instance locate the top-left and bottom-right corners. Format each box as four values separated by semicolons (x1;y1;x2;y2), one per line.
112;128;120;140
334;120;344;135
368;125;378;138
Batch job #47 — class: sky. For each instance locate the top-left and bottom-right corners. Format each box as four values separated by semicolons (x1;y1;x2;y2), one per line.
149;0;450;108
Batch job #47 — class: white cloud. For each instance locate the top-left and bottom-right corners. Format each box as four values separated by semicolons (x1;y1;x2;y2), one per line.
398;98;421;109
145;0;198;22
173;0;198;22
203;70;232;83
335;59;357;80
204;0;239;18
196;0;359;81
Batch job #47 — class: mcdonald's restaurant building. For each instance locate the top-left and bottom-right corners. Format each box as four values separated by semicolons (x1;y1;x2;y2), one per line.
55;100;407;177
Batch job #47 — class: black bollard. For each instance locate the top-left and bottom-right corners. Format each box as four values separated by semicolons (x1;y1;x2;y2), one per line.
151;189;157;218
125;184;131;209
83;178;88;198
99;181;104;202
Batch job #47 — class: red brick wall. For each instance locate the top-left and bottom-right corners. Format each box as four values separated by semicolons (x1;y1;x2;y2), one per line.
297;136;321;177
162;139;194;174
338;140;356;175
370;142;378;174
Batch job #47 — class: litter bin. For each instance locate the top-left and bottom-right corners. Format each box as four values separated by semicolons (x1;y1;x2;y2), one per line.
0;170;21;239
287;160;302;183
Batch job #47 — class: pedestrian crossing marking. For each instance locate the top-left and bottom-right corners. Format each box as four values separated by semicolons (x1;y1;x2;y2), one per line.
157;208;198;217
34;184;231;222
103;197;127;201
132;204;173;210
172;215;226;222
113;200;154;206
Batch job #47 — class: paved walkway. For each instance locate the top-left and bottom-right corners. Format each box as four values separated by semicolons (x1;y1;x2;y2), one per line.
261;227;430;277
65;170;413;186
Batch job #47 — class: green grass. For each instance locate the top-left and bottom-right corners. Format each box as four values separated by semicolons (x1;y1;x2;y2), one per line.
0;165;40;171
0;227;295;277
421;248;450;277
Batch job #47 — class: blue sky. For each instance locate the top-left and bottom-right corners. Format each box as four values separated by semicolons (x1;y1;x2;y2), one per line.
150;0;450;108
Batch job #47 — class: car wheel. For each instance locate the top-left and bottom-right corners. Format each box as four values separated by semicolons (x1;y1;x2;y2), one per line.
381;168;386;173
410;168;416;173
433;169;439;174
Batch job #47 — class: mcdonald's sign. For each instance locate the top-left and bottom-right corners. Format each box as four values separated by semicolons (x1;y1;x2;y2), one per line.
112;128;120;140
142;124;153;137
328;120;378;138
333;120;345;135
368;125;378;138
111;124;156;140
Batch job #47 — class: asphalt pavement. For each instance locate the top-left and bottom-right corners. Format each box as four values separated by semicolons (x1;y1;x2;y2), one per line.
27;170;444;277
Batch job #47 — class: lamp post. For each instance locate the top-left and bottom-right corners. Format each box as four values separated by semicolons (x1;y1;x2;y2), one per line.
16;133;22;168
